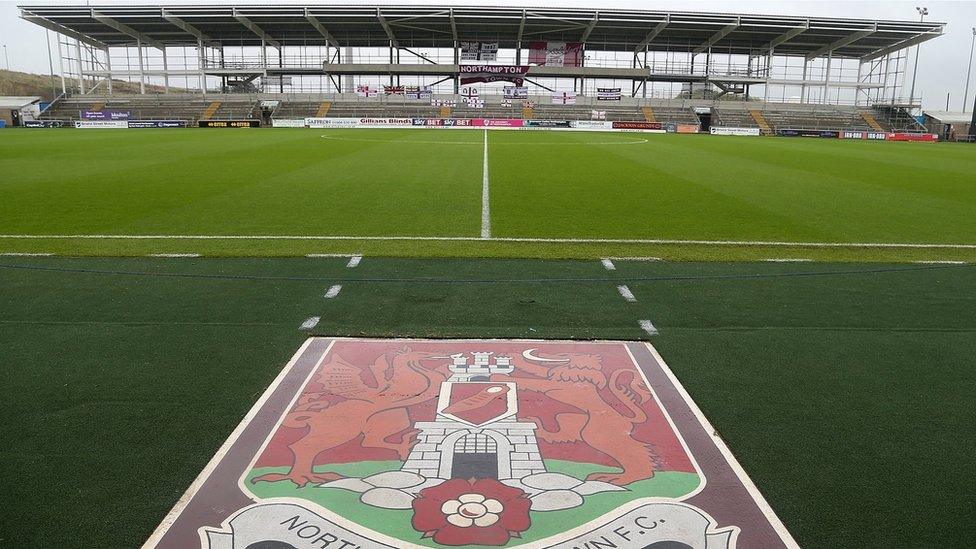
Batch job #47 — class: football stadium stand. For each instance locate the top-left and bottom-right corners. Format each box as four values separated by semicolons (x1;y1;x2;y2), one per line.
19;4;943;136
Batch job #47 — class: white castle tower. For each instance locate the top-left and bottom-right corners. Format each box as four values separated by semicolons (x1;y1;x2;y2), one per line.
401;352;547;480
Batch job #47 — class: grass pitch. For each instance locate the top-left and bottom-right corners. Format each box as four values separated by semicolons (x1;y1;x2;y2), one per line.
0;256;973;548
1;128;974;261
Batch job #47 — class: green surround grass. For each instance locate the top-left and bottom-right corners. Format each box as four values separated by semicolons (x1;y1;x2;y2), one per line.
2;128;975;261
1;256;974;548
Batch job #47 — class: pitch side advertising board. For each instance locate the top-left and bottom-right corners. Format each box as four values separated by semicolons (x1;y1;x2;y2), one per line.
570;120;613;130
23;119;68;128
270;119;306;128
305;117;358;128
75;120;129;129
710;127;761;136
525;119;572;128
127;120;188;128
886;132;938;142
777;129;839;138
80;109;131;120
199;120;261;128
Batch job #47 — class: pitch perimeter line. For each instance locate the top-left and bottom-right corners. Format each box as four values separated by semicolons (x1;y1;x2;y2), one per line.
481;129;491;239
4;234;976;249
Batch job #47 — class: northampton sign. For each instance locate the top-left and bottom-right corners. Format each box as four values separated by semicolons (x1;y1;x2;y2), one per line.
145;338;798;549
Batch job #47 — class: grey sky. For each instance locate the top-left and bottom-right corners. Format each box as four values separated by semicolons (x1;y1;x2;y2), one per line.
2;0;975;110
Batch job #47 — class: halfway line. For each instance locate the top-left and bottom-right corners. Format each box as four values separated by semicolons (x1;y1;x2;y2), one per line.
481;129;491;239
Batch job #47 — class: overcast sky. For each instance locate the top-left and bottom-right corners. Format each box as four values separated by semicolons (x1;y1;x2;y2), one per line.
2;0;975;110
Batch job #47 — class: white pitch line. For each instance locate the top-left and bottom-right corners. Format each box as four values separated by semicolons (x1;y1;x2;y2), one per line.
601;258;616;270
147;253;200;258
299;316;320;330
913;260;967;264
610;256;663;262
481;129;491;239
0;252;54;256
639;319;659;336
346;255;362;268
324;285;342;299
617;285;637;303
3;234;976;249
305;253;361;258
764;258;812;262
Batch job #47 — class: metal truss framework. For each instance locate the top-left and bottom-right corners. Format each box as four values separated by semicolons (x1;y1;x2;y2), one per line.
20;4;945;106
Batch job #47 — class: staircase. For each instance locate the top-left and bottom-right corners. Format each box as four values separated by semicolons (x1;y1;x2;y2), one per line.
201;101;221;119
749;110;772;135
641;106;656;123
315;101;332;117
522;106;534;119
860;110;885;132
90;102;105;112
440;105;452;118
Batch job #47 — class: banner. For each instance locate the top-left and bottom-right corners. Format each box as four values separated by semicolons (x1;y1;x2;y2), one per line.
551;92;577;105
886;132;938;142
459;64;529;86
305;117;358;129
597;87;622;101
355;85;377;98
571;120;613;130
677;124;701;134
74;120;128;129
127;120;187;129
591;110;606;120
465;98;485;108
23;120;67;128
383;85;405;96
460;41;498;62
443;118;474;127
430;99;457;107
504;86;528;99
840;131;887;140
198;120;261;128
710;127;760;136
413;118;444;127
270;119;307;128
460;87;479;99
80;110;130;120
525;119;571;128
355;117;412;127
777;129;838;138
528;41;583;67
473;118;525;128
613;121;665;132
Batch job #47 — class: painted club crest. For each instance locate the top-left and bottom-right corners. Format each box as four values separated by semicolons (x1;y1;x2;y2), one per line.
147;339;797;548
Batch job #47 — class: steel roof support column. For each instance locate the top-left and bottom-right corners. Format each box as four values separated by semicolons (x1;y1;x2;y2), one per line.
74;38;85;94
162;46;169;94
824;52;832;104
104;47;113;95
763;48;772;103
136;39;145;95
800;58;808;103
643;44;648;99
197;38;205;94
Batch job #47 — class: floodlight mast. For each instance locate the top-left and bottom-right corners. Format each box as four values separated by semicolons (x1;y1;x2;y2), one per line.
963;28;976;112
907;6;928;111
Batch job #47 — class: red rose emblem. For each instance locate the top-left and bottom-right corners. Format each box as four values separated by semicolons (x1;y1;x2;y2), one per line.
412;478;532;546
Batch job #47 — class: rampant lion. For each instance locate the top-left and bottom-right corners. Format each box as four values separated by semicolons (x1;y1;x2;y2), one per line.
252;347;450;487
493;349;659;486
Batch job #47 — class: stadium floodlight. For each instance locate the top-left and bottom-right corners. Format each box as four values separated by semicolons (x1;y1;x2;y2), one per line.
964;27;976;112
3;44;8;71
908;6;928;110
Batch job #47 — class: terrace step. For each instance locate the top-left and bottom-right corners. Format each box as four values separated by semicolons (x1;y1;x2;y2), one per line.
201;101;221;119
860;110;885;131
315;101;332;117
641;106;656;123
750;110;773;135
440;105;452;118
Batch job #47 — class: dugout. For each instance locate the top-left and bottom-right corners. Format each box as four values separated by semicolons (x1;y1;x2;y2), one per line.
922;111;973;142
0;96;42;127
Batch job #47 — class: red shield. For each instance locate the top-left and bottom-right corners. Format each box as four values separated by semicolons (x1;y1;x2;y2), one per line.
437;382;516;426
